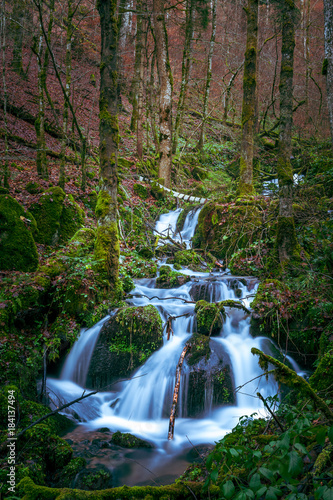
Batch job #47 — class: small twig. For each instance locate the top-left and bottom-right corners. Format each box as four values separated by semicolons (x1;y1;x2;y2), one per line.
257;392;285;432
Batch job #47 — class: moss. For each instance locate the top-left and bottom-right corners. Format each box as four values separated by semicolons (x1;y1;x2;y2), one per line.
0;195;38;271
309;350;333;397
18;476;220;499
150;180;165;200
68;228;96;257
26;181;41;194
111;431;153;448
172;250;206;271
195;300;223;336
30;187;65;245
186;334;211;366
156;268;190;288
60;195;85;243
94;221;119;284
133;183;149;200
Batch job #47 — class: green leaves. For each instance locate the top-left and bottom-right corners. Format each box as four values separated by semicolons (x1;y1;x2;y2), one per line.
221;480;235;498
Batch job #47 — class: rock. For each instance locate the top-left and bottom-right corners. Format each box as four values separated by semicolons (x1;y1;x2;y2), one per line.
156;266;191;288
30;186;85;246
195;300;223;336
184;340;234;416
86;305;163;389
111;431;153;449
0;195;38;271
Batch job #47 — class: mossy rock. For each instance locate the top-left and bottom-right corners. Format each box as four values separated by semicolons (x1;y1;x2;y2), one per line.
151;180;165;200
26;181;41;194
111;431;153;448
186;333;211;366
0;195;38;271
172;250;206;271
156;266;190;288
30;187;84;246
87;305;163;388
133;183;149;200
68;228;96;257
195;300;223;336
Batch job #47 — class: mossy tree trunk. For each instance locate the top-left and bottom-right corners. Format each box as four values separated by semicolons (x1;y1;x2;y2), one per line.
153;0;173;188
11;0;25;75
130;0;143;135
148;46;160;152
239;0;258;196
1;0;9;187
323;0;333;152
59;0;74;190
96;0;120;287
172;0;195;154
197;0;217;152
276;0;299;263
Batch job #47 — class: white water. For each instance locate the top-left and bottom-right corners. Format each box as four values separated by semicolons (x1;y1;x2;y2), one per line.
46;207;296;486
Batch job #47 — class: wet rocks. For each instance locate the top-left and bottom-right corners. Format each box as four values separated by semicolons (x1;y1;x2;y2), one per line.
111;431;153;449
156;265;191;288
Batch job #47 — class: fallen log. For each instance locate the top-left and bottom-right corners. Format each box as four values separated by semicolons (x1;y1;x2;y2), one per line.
168;343;191;440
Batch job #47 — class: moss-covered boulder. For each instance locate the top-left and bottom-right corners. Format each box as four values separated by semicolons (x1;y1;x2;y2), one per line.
196;199;264;260
0;195;38;271
169;249;206;272
30;187;85;246
184;336;234;416
195;300;223;336
156;266;191;288
87;305;163;388
133;183;149;200
111;431;153;448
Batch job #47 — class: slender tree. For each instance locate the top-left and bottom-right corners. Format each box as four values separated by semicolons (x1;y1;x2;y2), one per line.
130;0;143;134
95;0;120;288
11;0;25;74
238;0;259;196
197;0;217;151
323;0;333;151
153;0;173;187
172;0;195;154
1;0;9;187
276;0;299;263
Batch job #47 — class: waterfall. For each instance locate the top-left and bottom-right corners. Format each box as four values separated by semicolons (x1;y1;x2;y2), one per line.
46;205;298;486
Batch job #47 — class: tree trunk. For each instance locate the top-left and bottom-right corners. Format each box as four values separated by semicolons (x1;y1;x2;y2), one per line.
197;0;217;152
1;0;9;187
172;0;194;154
35;31;47;178
153;0;173;188
276;0;299;264
239;0;258;196
323;0;333;151
96;0;120;288
130;0;143;134
11;0;25;75
59;0;74;190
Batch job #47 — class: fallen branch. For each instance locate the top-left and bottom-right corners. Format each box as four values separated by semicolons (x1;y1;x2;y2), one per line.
218;300;251;315
251;348;333;424
168;343;191;440
127;293;195;304
257;392;284;432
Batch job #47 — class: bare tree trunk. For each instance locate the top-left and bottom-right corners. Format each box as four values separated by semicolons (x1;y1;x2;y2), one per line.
172;0;194;154
223;64;243;125
96;0;120;288
197;0;217;151
153;0;173;188
168;343;190;440
59;0;74;189
239;0;258;196
323;0;333;151
148;47;159;152
276;0;299;263
35;31;47;178
1;0;9;187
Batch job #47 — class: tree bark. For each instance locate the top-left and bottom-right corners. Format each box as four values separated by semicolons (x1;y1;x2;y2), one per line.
96;0;120;288
130;0;143;134
11;0;25;75
276;0;299;263
172;0;195;154
153;0;173;188
323;0;333;151
59;0;74;190
239;0;258;196
1;0;9;187
197;0;217;152
168;343;191;440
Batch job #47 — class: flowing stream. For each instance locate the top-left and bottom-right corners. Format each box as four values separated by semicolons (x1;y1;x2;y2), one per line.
46;206;302;486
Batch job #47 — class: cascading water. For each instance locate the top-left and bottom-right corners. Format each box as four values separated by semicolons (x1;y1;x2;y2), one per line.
46;206;300;486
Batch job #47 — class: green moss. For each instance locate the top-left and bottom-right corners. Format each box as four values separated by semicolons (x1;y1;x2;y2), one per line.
309;350;333;397
172;250;206;271
195;301;223;336
94;221;119;284
133;183;149;200
26;181;41;194
68;228;96;257
156;267;190;288
95;190;112;219
111;431;153;448
186;334;211;366
59;195;85;243
0;195;38;271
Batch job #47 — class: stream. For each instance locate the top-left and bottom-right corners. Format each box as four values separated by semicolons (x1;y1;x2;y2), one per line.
46;206;302;487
